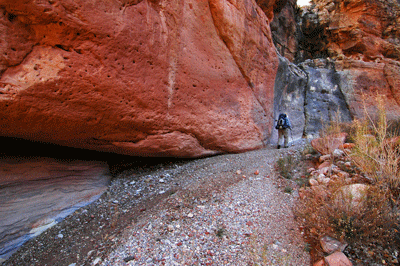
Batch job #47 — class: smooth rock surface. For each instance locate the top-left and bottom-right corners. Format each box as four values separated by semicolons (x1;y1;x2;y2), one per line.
0;157;110;261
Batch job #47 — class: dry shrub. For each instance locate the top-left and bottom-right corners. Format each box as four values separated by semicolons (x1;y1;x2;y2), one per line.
295;181;397;249
349;94;400;196
275;155;296;179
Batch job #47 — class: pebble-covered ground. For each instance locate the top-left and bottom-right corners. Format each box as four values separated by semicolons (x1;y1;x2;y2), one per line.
4;142;311;266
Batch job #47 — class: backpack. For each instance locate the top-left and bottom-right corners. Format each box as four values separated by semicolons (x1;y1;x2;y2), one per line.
276;113;289;130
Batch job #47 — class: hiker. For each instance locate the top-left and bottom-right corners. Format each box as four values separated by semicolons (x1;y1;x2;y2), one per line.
275;113;292;149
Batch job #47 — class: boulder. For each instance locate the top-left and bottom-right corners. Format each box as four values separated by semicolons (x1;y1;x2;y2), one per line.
311;133;347;155
0;0;278;158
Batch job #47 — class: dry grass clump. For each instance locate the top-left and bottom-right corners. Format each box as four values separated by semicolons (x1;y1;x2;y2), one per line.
349;96;400;196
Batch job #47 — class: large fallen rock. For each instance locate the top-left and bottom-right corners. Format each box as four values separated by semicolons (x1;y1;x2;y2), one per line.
0;0;278;157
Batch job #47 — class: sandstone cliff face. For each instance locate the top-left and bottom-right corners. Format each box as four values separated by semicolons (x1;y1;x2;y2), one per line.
0;0;278;157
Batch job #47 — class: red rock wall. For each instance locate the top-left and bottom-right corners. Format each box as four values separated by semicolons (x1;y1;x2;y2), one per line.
294;0;400;121
318;0;400;120
0;0;278;157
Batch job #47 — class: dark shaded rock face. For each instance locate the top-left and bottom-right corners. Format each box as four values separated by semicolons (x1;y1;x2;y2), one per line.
272;57;352;142
272;55;307;142
300;59;352;137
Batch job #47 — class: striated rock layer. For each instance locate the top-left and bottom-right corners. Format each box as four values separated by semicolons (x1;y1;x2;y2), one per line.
0;0;278;157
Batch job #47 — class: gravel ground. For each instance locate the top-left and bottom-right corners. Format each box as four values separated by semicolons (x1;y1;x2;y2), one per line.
4;142;311;266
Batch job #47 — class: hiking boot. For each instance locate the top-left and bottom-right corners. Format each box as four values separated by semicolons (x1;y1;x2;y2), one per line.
277;145;281;149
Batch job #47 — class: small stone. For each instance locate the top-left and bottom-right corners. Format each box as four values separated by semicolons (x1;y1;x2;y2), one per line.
320;235;347;254
317;173;326;183
333;148;344;157
236;170;242;175
57;233;63;239
123;255;135;262
92;257;102;265
129;181;136;185
309;178;319;186
319;154;331;162
337;171;350;179
318;161;331;169
187;213;194;218
324;251;352;266
159;178;165;183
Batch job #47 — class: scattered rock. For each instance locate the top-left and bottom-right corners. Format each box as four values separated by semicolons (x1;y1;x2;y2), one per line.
309;178;319;186
320;235;348;254
123;255;135;262
324;251;352;266
92;257;102;265
333;149;344;158
319;154;332;162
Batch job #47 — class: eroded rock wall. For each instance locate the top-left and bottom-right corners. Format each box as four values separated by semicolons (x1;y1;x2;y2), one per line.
0;0;278;157
314;0;400;120
272;0;400;139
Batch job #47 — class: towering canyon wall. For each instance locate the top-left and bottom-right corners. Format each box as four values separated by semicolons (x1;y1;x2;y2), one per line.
315;0;400;120
271;0;400;140
0;0;278;157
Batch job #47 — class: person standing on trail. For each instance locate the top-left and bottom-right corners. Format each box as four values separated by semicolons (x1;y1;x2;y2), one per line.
275;113;292;149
